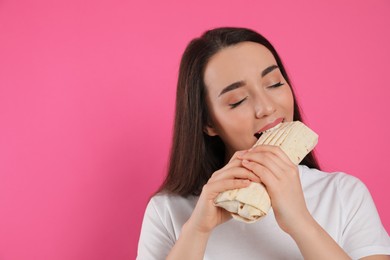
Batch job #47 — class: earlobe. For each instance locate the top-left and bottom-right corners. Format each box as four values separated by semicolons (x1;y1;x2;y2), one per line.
204;124;218;136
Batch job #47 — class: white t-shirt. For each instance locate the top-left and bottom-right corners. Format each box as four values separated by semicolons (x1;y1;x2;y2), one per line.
137;165;390;259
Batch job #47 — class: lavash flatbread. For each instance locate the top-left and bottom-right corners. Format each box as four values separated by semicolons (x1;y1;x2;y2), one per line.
214;121;318;223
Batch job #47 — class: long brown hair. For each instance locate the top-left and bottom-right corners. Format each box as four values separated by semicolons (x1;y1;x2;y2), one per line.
157;27;320;197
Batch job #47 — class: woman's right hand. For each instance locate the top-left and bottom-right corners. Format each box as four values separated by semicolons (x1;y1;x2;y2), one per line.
185;150;261;235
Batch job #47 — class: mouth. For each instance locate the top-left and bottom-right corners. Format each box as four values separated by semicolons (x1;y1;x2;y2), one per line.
254;132;263;139
254;118;284;139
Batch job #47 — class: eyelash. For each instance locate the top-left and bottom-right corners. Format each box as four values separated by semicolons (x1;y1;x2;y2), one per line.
229;97;248;109
269;82;284;88
228;82;284;109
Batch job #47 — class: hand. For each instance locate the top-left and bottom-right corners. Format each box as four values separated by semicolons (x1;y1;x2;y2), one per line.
239;145;313;235
186;150;261;235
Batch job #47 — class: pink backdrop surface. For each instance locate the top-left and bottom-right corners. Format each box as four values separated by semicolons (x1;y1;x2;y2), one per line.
1;0;389;259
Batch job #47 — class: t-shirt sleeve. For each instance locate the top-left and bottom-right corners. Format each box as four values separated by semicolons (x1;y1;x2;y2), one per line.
338;174;390;259
137;197;175;260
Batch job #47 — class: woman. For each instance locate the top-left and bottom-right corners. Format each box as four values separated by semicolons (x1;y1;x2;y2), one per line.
137;27;390;259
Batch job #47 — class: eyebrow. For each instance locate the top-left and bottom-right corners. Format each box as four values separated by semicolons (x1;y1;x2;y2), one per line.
218;81;245;97
218;64;279;97
261;64;279;77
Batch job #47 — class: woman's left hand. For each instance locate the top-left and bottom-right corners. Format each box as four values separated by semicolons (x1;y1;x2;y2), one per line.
238;145;313;236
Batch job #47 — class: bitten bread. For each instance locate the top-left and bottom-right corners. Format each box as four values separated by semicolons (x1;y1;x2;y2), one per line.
214;121;318;223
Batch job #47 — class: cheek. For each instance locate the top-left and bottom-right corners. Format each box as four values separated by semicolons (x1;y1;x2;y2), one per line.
213;110;236;130
280;87;295;118
213;108;251;134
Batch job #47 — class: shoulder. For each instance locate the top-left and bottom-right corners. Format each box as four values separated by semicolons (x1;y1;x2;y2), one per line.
148;193;198;210
146;193;198;226
138;193;198;257
299;165;367;194
298;165;373;215
299;165;390;258
138;193;197;259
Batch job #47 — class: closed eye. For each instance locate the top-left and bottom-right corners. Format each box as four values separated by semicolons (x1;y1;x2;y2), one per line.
229;97;248;109
268;82;284;88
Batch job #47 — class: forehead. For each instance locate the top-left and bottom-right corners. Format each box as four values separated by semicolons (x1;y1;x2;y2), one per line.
204;42;277;90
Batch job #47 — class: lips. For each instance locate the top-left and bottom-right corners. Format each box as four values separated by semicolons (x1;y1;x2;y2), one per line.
254;118;284;139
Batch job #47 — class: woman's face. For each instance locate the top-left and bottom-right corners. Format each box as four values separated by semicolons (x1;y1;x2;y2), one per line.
204;41;294;158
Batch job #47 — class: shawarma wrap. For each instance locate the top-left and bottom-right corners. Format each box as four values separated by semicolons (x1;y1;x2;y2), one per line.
214;121;318;223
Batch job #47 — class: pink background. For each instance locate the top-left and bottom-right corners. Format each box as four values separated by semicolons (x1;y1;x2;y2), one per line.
1;0;389;259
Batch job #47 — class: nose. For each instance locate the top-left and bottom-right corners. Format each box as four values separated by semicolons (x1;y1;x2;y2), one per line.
255;93;276;118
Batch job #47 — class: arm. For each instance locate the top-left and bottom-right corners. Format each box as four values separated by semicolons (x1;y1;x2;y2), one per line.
361;256;390;260
338;173;390;259
293;221;388;259
240;145;351;259
288;213;351;259
167;151;260;260
166;221;210;260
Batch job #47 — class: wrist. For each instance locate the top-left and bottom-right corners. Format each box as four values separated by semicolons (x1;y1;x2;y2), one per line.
286;214;350;259
287;211;318;239
183;218;212;238
167;220;211;260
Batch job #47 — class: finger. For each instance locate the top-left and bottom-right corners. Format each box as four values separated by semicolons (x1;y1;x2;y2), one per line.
228;150;249;163
243;145;296;170
210;166;261;184
203;178;251;198
241;159;278;188
245;148;300;182
213;150;249;178
240;151;286;179
248;145;294;166
211;159;242;179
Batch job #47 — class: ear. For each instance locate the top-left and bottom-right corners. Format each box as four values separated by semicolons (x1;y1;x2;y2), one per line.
204;124;218;136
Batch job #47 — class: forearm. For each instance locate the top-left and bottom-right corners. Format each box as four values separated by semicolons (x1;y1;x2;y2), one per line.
166;221;210;260
291;216;351;260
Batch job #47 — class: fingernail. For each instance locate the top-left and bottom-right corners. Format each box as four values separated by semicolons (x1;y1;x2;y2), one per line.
237;150;247;158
